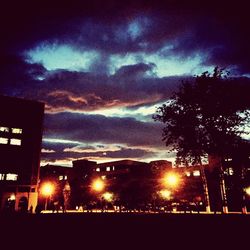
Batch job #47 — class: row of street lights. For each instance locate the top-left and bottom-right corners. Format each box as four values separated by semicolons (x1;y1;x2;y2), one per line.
40;172;250;212
39;172;181;211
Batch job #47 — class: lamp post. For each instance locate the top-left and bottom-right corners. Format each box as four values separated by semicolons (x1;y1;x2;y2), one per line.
41;182;54;211
161;172;181;212
91;178;105;212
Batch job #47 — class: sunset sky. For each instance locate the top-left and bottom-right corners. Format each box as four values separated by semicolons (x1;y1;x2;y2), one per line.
1;1;250;166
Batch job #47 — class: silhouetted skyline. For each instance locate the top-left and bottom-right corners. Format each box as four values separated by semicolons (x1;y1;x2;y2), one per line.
1;0;250;166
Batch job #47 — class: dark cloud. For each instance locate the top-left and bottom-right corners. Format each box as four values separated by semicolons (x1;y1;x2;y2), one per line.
1;1;250;73
43;112;164;147
114;63;156;78
0;54;46;95
1;62;182;112
41;109;169;164
41;146;156;164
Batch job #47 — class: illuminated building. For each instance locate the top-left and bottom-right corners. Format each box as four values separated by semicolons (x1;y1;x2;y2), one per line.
0;95;44;212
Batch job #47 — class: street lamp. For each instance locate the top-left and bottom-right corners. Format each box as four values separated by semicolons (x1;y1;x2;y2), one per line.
9;194;16;201
91;178;105;192
103;192;113;202
245;186;250;196
163;172;180;188
159;189;171;200
41;182;54;210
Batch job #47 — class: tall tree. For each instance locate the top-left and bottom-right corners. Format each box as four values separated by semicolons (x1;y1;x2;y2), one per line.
154;67;250;213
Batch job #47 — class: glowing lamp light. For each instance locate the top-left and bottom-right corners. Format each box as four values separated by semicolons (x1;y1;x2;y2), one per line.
245;186;250;196
103;192;113;202
41;183;54;197
9;194;16;201
92;179;105;192
163;173;180;188
159;189;171;200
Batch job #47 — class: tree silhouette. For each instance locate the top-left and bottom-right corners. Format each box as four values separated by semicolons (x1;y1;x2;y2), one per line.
154;67;250;212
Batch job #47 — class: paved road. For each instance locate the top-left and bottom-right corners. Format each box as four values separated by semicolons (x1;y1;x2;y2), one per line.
41;209;250;214
1;212;249;248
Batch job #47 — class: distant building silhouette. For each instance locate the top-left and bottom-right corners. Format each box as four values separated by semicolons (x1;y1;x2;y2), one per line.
0;95;44;212
39;156;250;212
39;164;72;210
40;159;204;211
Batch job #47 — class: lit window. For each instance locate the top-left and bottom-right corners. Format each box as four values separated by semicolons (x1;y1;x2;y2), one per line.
185;171;191;177
112;166;115;171
0;137;8;144
0;127;9;132
59;175;64;181
0;173;5;180
10;139;21;146
6;173;18;181
193;170;200;176
12;128;22;134
64;175;67;180
106;167;111;171
96;168;100;172
101;175;106;180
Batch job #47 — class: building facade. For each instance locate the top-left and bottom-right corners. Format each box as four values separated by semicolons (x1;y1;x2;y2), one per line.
0;95;44;212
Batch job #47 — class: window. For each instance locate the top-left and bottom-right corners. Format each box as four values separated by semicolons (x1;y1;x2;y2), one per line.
193;170;200;176
0;127;22;146
106;167;111;171
96;168;100;172
0;137;8;144
12;128;22;134
0;173;5;180
185;171;191;177
64;176;67;180
6;173;18;181
59;175;64;181
0;127;9;132
10;138;21;146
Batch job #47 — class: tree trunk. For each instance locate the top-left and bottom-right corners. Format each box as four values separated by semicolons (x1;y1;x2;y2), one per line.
218;158;228;213
199;164;211;213
240;166;247;214
208;154;228;213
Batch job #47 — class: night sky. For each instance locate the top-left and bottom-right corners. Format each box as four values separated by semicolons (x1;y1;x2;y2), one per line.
1;0;250;166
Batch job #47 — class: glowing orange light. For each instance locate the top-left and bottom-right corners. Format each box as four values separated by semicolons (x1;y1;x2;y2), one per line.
9;194;16;201
245;186;250;196
41;183;54;196
159;189;171;200
92;179;105;192
103;192;113;202
163;173;180;188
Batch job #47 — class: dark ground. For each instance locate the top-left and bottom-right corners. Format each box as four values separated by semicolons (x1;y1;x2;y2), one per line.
1;213;249;249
